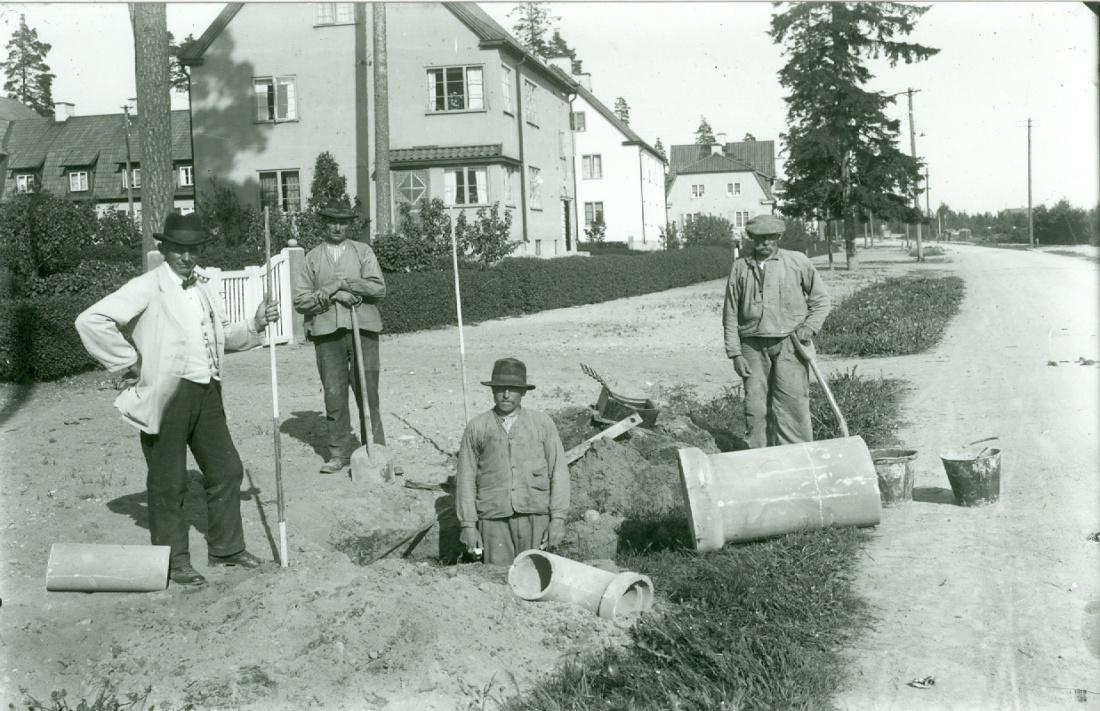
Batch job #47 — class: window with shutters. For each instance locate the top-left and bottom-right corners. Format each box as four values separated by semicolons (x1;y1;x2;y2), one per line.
426;65;484;112
259;169;301;213
122;167;141;189
501;66;513;114
254;76;298;122
570;111;586;132
444;167;488;206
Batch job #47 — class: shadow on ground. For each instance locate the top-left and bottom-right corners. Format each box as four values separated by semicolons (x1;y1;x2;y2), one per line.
281;410;328;459
912;486;958;505
107;470;212;533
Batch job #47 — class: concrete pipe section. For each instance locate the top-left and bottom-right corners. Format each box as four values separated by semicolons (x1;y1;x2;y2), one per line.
507;550;654;623
677;436;881;551
46;543;171;592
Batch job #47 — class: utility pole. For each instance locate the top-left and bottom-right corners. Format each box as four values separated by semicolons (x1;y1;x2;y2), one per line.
372;3;392;236
924;166;932;239
121;101;136;224
906;88;924;261
1027;117;1034;246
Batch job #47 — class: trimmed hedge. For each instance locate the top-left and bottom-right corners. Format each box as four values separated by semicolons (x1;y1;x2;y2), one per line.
381;247;733;334
0;296;99;382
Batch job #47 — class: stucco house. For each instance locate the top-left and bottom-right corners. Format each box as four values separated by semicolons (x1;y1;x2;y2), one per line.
550;61;666;251
180;2;582;258
666;138;777;235
0;102;195;216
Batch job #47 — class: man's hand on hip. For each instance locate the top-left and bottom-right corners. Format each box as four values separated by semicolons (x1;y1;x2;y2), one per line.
732;355;752;378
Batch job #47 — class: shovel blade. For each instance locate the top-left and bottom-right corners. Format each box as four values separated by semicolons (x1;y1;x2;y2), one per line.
351;444;394;484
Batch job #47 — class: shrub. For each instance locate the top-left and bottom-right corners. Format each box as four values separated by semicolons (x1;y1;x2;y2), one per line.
682;214;733;248
0;192;97;281
454;202;517;266
380;247;732;334
83;243;143;265
0;296;99;382
659;222;682;250
373;198;455;272
584;214;607;243
94;209;141;247
26;260;142;300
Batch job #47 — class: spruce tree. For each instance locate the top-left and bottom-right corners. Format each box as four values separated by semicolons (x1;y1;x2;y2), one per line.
168;32;196;93
308;152;351;211
771;2;938;268
613;97;630;124
654;138;667;161
509;3;559;59
2;15;56;117
694;116;717;145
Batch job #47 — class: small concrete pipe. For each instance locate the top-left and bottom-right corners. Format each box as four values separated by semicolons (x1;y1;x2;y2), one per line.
677;436;881;551
46;543;171;592
508;550;654;623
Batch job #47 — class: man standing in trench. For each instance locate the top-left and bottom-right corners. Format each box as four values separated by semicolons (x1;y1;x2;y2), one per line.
292;202;388;474
75;213;280;586
723;214;831;448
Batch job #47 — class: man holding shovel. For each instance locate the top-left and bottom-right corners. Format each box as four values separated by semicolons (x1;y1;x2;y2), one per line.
292;202;388;474
456;358;570;566
74;213;280;586
723;214;831;448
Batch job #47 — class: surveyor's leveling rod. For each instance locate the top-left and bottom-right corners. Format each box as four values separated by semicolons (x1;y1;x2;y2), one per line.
264;207;288;568
449;206;470;424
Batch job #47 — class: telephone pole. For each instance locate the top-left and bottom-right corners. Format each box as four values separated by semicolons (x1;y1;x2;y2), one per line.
121;101;136;223
906;88;924;261
1027;117;1034;246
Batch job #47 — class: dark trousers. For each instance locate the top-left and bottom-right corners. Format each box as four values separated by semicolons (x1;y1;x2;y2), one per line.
140;380;246;570
312;329;385;459
741;336;813;448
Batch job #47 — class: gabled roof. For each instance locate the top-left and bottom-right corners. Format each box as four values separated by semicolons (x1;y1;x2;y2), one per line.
567;76;664;163
5;111;193;200
677;152;756;175
0;97;41;121
670;140;776;178
390;143;520;168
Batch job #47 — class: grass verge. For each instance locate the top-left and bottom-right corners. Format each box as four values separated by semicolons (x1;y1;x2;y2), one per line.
817;275;965;356
505;372;907;711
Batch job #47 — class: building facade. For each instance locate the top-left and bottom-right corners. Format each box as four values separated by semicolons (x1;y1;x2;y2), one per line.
181;2;581;257
666;140;777;235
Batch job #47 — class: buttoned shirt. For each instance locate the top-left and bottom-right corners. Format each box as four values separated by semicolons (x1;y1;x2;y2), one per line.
722;248;831;358
293;239;386;335
165;266;220;383
456;407;569;527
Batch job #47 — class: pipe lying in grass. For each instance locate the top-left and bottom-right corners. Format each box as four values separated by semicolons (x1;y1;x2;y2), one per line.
46;543;170;592
677;437;881;551
508;550;654;623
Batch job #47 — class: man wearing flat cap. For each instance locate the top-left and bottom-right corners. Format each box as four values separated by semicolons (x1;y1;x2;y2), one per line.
75;212;281;586
455;358;570;566
723;214;831;448
292;202;388;474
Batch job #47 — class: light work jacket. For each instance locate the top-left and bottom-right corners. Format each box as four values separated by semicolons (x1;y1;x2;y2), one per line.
292;239;386;336
456;407;570;527
722;248;831;358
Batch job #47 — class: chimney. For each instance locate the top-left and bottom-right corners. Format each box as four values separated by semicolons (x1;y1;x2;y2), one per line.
743;132;756;142
546;56;572;75
53;101;75;122
577;73;592;92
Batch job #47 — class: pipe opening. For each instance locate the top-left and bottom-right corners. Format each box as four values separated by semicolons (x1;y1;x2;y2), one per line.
617;581;650;618
509;552;554;599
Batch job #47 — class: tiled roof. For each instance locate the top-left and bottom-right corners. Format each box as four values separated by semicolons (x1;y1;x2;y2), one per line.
670;140;776;178
676;153;756;175
5;110;193;201
390;144;515;165
0;97;41;121
569;78;664;163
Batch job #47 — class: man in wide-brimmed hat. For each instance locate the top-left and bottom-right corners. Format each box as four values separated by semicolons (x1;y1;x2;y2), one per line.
292;201;389;474
455;357;570;566
75;212;281;587
723;214;831;448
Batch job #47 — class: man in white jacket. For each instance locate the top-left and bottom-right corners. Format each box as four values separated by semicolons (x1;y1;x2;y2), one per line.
75;213;279;587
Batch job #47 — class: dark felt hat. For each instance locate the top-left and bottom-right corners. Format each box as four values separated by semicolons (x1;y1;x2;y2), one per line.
745;214;786;237
317;202;358;220
155;212;211;246
481;357;536;391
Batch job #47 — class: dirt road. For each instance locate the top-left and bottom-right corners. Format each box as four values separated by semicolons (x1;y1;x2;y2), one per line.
833;244;1100;710
1;241;1096;709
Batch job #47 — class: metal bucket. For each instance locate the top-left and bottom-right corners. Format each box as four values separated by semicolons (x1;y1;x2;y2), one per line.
941;447;1001;507
870;448;917;507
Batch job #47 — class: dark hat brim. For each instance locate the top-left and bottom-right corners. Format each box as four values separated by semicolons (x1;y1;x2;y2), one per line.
155;230;212;246
318;207;358;220
481;379;536;391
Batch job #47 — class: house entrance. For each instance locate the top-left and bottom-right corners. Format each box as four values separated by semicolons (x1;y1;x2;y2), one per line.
561;199;572;251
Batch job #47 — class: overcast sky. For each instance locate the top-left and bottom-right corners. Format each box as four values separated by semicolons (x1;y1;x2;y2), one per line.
1;2;1096;215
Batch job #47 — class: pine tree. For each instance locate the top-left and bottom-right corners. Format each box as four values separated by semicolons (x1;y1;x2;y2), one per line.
509;3;559;59
1;15;56;117
694;116;716;145
772;2;938;269
654;138;667;161
308;152;351;211
168;32;196;93
613;97;630;124
547;30;582;73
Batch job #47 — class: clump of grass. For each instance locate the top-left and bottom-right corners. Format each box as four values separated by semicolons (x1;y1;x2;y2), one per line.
817;275;965;356
504;527;871;711
20;682;151;711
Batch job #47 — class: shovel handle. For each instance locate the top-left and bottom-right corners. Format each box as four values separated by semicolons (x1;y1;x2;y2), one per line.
789;335;849;438
349;308;372;451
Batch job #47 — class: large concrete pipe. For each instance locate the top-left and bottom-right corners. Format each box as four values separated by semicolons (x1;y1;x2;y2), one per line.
508;550;654;623
46;544;171;592
677;436;881;551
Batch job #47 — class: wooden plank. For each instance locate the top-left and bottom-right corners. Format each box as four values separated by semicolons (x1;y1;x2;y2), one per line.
566;412;644;464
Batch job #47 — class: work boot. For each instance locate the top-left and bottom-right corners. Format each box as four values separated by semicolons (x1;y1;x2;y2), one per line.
208;550;265;569
169;563;207;587
319;457;349;474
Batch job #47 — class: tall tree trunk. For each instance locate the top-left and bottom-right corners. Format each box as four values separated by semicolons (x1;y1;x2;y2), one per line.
844;211;858;270
130;3;173;270
372;3;391;236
